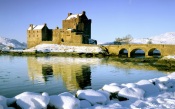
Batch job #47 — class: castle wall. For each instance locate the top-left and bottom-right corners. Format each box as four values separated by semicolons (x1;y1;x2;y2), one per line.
27;11;92;48
27;29;42;48
52;29;61;44
62;19;78;30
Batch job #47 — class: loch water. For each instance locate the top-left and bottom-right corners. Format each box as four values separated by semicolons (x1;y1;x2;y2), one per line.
0;55;167;97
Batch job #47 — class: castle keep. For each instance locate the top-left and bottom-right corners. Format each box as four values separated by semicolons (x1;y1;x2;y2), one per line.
27;11;94;48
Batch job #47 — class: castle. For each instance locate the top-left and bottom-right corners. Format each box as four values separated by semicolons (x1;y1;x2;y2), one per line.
27;11;96;48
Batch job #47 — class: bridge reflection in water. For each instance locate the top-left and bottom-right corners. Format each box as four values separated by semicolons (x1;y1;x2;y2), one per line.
27;57;98;91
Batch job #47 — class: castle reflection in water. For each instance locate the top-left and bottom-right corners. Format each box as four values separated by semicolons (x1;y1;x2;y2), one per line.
27;57;101;91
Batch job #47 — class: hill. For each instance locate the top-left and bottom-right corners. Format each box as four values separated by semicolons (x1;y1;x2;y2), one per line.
0;37;26;50
101;32;175;45
131;32;175;44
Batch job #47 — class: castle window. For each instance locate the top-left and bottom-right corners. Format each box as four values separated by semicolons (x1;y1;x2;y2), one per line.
61;38;64;42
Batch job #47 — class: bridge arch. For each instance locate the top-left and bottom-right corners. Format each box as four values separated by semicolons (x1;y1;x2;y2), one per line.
148;48;161;57
118;48;128;57
130;48;145;58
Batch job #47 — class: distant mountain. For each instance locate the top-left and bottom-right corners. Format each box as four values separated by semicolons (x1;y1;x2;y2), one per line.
131;32;175;44
150;32;175;44
101;32;175;45
100;42;115;45
0;37;26;49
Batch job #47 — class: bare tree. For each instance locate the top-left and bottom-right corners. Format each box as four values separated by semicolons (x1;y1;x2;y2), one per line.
147;39;152;44
115;34;133;44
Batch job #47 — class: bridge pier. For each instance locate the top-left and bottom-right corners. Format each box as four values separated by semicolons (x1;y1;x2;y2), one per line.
128;53;130;58
145;52;148;58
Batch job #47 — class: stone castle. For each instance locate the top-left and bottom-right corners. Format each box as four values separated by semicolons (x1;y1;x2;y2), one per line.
27;11;96;48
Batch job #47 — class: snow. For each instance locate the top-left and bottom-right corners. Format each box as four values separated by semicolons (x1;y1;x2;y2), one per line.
76;89;107;105
28;25;44;30
14;92;50;109
0;36;26;49
0;95;14;109
101;32;175;45
102;83;122;93
22;44;104;54
118;87;145;99
136;80;159;97
66;14;82;20
161;55;175;60
131;32;175;44
80;100;91;108
2;70;175;109
49;92;80;109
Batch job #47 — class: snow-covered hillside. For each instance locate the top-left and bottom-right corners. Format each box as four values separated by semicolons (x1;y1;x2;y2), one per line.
0;37;26;49
131;32;175;44
101;32;175;45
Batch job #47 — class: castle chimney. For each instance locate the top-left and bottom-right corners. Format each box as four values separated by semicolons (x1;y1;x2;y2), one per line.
30;24;33;30
77;14;80;21
82;11;86;15
68;13;72;16
56;26;59;29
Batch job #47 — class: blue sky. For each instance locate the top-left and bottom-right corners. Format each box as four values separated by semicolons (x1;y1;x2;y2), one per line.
0;0;175;43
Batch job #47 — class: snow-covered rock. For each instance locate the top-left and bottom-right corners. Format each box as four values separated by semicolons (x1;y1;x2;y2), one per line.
14;92;49;109
80;100;91;108
0;95;14;109
102;83;122;93
136;80;159;97
49;92;80;109
76;89;107;105
158;76;170;83
122;83;138;88
131;92;175;109
2;72;175;109
97;89;111;103
118;87;145;99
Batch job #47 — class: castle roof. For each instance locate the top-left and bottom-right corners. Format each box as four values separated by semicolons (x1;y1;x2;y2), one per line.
28;25;45;30
66;14;82;20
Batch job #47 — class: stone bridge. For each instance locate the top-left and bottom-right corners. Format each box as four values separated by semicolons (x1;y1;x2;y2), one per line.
105;44;175;57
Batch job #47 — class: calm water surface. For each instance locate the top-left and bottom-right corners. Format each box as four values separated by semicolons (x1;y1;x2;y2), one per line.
0;55;167;97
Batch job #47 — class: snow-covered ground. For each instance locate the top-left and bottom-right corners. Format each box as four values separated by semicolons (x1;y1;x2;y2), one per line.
161;55;175;60
18;44;104;54
1;71;175;109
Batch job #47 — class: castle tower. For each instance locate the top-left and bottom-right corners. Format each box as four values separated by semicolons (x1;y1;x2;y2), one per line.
62;11;91;39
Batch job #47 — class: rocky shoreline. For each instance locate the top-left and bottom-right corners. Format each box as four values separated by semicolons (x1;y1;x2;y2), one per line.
1;72;175;109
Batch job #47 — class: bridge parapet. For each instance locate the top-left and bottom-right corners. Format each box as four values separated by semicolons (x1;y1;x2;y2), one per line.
106;44;175;57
